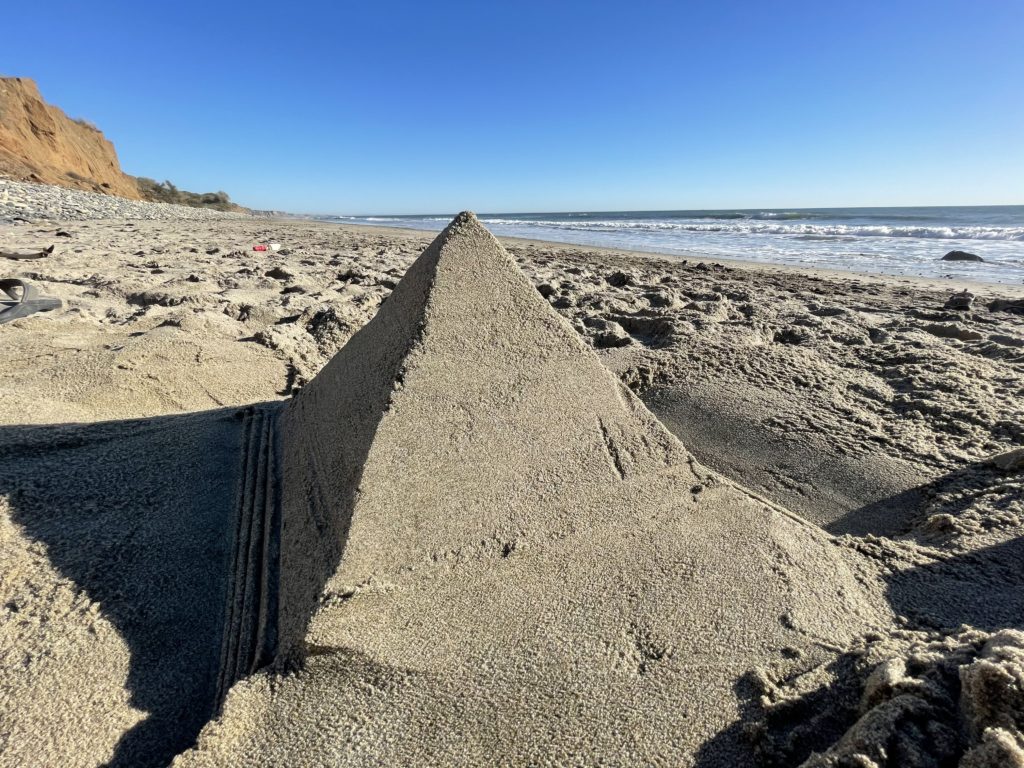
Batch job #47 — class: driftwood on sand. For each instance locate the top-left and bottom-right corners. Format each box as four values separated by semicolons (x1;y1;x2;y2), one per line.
0;244;54;260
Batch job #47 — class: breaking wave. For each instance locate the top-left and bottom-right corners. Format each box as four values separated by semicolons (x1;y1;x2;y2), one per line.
476;218;1024;241
320;206;1024;284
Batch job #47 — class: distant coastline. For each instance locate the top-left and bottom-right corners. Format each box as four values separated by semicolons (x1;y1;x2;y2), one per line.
322;206;1024;284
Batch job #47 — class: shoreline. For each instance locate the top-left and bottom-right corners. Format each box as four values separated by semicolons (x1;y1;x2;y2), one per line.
315;219;1024;298
3;173;1019;296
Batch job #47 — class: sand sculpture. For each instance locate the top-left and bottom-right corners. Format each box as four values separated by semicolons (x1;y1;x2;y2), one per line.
179;213;889;765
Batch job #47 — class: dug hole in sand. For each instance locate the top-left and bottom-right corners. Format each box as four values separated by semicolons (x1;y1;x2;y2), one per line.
179;213;890;766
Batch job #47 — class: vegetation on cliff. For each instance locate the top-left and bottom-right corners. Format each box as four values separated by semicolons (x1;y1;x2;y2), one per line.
134;178;242;212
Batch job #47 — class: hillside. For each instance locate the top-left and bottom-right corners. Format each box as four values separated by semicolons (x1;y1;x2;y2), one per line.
0;76;242;210
0;77;141;198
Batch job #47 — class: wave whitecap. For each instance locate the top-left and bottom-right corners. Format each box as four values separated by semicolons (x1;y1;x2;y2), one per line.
476;218;1024;242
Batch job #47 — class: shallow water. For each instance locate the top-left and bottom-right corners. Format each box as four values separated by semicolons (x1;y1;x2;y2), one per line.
326;206;1024;285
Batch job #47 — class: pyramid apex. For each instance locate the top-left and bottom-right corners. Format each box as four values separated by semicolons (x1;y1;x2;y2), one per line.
441;210;484;235
424;210;508;270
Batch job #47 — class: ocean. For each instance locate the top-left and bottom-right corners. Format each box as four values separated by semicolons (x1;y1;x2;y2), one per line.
325;206;1024;285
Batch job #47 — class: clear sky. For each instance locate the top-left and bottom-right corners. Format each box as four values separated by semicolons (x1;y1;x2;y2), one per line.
2;1;1022;214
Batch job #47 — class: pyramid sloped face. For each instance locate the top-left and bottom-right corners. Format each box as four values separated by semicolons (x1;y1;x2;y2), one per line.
277;212;689;655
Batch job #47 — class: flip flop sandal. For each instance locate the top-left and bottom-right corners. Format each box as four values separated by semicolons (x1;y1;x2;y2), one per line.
0;279;62;324
0;245;55;261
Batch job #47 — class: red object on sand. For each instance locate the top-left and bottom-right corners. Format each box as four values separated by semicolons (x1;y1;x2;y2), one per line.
253;244;268;251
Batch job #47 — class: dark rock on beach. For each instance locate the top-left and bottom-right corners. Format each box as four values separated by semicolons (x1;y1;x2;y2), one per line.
941;250;984;262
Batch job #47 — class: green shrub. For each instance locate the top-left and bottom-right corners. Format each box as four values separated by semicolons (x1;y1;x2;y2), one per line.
135;177;240;211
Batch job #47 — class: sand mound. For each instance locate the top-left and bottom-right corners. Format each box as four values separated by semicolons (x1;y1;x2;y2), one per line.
177;213;891;766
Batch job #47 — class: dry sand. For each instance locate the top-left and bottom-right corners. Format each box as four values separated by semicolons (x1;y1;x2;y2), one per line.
0;210;1021;767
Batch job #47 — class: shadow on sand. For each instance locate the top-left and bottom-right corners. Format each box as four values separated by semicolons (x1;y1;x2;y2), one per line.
694;530;1024;767
1;369;393;766
1;235;451;765
0;408;247;767
692;660;876;768
693;459;1023;767
829;460;1021;539
884;534;1024;632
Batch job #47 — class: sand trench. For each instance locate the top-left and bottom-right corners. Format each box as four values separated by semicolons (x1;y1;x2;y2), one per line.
216;404;283;703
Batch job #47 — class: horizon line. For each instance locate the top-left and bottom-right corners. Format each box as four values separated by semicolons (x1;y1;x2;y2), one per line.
314;202;1024;219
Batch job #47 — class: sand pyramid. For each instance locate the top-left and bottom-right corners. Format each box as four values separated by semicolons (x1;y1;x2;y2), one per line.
275;211;695;657
181;213;890;767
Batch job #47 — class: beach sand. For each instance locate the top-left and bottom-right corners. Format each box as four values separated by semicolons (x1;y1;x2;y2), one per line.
1;212;1022;766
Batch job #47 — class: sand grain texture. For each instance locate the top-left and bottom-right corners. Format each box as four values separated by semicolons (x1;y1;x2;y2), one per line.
0;191;1021;766
178;214;890;766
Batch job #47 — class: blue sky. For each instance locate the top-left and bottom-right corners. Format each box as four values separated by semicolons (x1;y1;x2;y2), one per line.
3;1;1022;213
